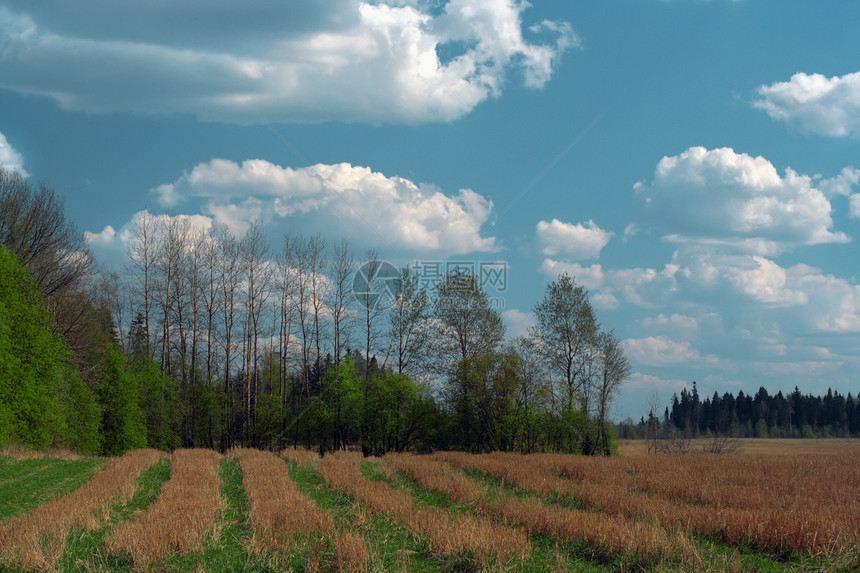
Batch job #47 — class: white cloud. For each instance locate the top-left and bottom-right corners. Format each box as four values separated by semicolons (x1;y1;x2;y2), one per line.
850;194;860;219
540;260;604;290
152;159;496;253
502;309;535;339
634;147;848;254
623;336;717;367
536;218;612;259
0;1;575;124
722;255;807;305
0;131;26;175
641;313;698;332
624;372;688;393
818;167;860;198
754;72;860;136
84;225;116;246
541;259;681;309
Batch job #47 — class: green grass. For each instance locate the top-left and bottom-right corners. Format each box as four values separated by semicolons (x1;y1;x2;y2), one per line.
0;455;106;520
57;456;172;572
288;458;448;572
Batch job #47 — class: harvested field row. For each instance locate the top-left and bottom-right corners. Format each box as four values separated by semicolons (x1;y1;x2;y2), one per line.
390;453;698;567
107;449;221;563
317;452;531;566
538;451;860;511
0;448;163;570
434;451;860;556
229;448;332;553
280;447;320;465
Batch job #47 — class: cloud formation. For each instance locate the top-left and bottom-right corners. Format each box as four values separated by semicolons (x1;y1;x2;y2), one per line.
153;159;497;253
536;218;612;259
0;1;575;124
754;72;860;136
0;131;26;175
623;336;717;367
634;146;848;255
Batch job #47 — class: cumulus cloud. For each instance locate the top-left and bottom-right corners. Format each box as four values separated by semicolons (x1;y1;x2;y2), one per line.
818;167;860;198
641;313;698;332
84;225;116;246
502;309;535;339
151;159;496;253
541;259;681;308
536;219;612;259
754;72;860;136
623;336;717;367
634;146;848;254
0;1;575;124
0;131;26;175
624;372;688;393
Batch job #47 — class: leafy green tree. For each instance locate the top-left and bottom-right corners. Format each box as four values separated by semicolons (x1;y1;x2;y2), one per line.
131;357;179;450
317;358;362;453
95;342;146;455
55;371;102;454
532;273;598;452
0;246;68;448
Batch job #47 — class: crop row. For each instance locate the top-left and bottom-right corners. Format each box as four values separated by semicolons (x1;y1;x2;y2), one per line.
432;451;860;557
2;448;858;571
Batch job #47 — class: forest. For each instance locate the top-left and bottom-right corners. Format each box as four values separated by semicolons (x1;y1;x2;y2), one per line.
0;167;630;457
618;382;860;440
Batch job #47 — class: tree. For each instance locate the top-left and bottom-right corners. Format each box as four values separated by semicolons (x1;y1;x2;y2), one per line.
0;168;93;299
593;329;630;455
0;247;69;448
532;273;598;450
388;265;430;376
126;210;160;360
329;239;354;365
434;270;505;365
433;270;506;452
93;342;146;456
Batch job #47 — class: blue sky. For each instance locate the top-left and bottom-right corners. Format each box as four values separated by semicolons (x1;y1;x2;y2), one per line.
1;0;859;419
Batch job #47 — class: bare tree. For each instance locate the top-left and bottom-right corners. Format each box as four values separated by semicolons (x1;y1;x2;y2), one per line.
308;234;327;378
240;221;271;442
126;210;159;359
154;214;190;376
593;329;630;455
387;265;430;376
328;238;354;365
215;225;241;448
0;168;93;299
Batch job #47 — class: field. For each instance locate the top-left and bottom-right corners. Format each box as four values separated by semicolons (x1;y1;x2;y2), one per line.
0;442;856;572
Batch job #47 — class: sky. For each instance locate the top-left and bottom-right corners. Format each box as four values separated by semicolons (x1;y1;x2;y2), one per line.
1;0;859;420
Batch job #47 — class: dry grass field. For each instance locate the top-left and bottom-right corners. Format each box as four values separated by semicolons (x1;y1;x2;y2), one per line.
0;441;857;571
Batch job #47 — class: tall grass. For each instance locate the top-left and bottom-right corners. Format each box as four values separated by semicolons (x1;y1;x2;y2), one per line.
317;452;531;567
394;453;697;567
435;450;860;557
280;447;320;465
0;449;163;570
107;449;221;563
228;448;332;553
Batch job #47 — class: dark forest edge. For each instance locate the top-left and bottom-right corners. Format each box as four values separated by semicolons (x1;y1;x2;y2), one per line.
615;381;860;442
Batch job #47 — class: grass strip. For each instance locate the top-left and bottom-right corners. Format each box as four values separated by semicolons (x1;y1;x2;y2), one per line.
288;457;445;572
0;456;106;520
0;449;163;571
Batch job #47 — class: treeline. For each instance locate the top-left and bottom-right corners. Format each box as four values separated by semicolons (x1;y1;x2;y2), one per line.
617;382;860;439
0;167;630;456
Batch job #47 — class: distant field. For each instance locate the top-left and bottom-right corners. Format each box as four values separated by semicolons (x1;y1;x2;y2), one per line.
617;437;860;456
0;445;857;572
